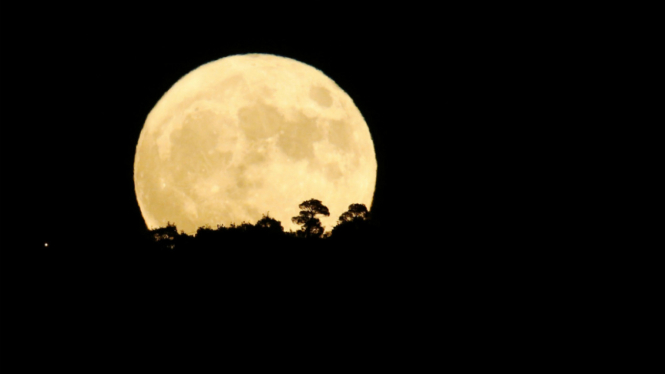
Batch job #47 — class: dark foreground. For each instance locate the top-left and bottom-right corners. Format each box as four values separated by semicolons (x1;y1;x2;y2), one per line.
2;225;582;370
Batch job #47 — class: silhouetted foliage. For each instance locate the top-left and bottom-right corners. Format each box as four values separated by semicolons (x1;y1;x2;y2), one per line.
337;203;369;224
256;213;284;235
152;222;179;249
291;199;330;238
143;200;378;254
332;204;375;242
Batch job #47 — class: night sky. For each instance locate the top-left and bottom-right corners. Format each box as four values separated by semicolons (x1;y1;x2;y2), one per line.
1;11;452;249
0;4;541;259
1;5;570;368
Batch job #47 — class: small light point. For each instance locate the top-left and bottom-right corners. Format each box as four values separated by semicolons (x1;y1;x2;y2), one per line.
45;243;49;247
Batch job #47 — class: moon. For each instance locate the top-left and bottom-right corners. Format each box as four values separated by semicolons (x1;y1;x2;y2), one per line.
134;54;377;235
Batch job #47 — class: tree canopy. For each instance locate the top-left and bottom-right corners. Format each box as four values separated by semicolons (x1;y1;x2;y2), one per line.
256;214;284;234
338;203;369;224
148;199;375;250
291;199;330;238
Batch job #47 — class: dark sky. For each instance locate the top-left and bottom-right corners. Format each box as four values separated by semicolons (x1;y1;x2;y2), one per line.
2;7;567;366
1;7;456;248
1;5;536;251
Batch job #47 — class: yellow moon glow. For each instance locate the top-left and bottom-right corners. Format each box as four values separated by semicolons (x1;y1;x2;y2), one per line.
134;54;377;235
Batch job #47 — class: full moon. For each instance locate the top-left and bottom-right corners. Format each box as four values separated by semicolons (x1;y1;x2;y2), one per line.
134;54;377;235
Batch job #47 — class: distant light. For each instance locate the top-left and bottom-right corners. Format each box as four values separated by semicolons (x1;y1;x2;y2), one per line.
44;243;48;247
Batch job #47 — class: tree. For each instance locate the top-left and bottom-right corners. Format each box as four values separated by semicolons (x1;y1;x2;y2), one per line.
332;203;372;240
337;203;369;224
256;213;284;234
151;222;179;249
292;199;330;238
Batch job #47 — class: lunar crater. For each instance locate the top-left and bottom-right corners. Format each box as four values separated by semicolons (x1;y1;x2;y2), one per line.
310;86;333;107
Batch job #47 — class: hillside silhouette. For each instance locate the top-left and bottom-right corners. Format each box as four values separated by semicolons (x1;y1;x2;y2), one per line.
143;199;382;267
6;197;559;370
23;200;390;287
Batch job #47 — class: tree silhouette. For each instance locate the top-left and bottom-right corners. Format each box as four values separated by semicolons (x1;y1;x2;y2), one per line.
337;203;369;224
256;213;284;234
292;199;330;238
144;201;374;251
332;203;373;241
152;222;179;249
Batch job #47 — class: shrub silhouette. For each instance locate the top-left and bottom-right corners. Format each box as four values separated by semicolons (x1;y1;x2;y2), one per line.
152;222;179;249
146;200;375;250
256;213;284;234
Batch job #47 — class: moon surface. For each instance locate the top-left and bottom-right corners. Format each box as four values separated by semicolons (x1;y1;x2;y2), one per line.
134;54;377;235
